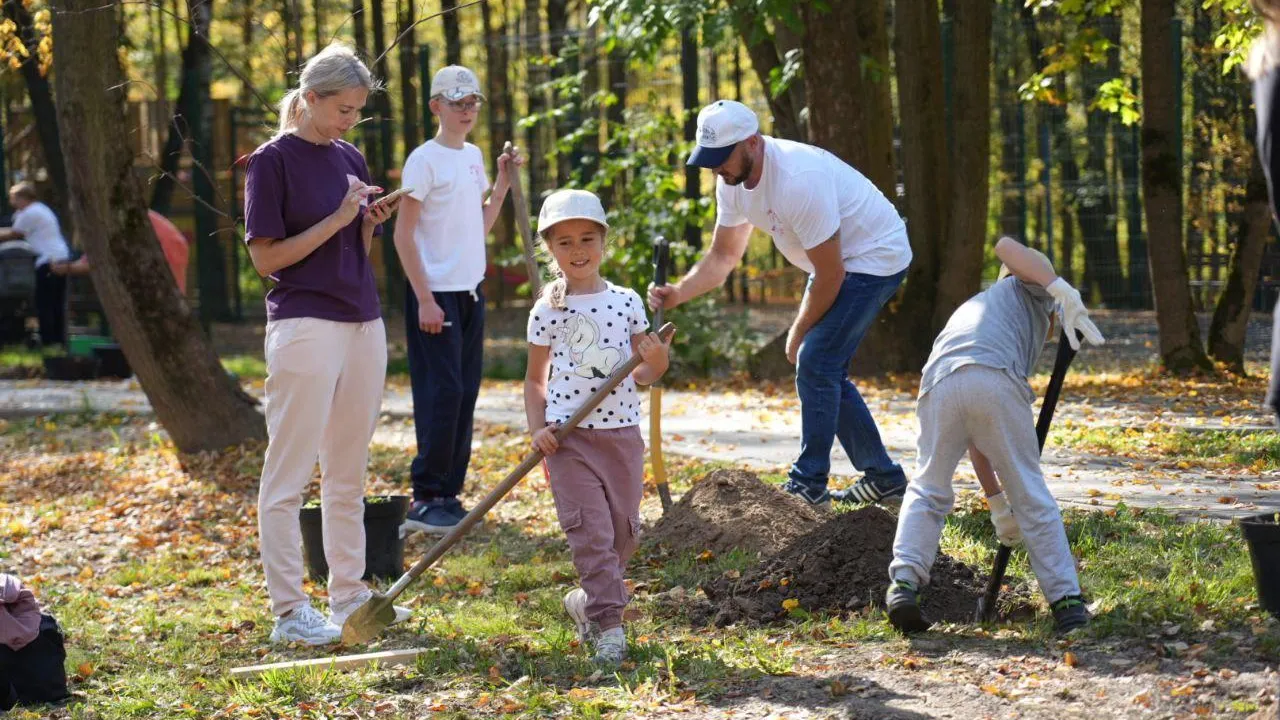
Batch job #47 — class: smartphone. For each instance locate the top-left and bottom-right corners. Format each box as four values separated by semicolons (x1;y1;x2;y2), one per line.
372;187;414;208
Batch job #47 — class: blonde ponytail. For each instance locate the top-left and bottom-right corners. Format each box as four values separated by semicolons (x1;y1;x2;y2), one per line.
277;89;304;135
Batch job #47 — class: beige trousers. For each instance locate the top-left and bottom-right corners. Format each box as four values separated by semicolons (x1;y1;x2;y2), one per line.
257;317;386;617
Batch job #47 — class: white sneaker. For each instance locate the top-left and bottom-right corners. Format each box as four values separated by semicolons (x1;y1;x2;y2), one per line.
592;626;626;667
329;589;412;628
270;605;342;646
563;588;593;644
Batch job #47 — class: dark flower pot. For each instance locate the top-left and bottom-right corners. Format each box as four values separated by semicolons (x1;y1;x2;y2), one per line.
42;355;99;381
1241;511;1280;618
92;344;132;379
299;495;410;582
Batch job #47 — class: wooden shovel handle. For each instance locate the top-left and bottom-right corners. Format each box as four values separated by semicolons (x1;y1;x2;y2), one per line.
383;322;677;601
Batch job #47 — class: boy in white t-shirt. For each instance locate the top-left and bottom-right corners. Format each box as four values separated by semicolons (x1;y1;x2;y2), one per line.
393;65;523;535
0;182;70;346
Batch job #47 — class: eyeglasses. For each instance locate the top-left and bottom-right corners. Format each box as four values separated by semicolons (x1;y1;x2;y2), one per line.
444;98;483;112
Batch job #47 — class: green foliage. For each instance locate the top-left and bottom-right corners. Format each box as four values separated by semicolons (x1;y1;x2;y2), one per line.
1205;0;1263;75
1091;78;1140;125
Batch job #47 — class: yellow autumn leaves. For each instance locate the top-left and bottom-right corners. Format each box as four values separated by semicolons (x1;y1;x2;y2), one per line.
0;5;53;76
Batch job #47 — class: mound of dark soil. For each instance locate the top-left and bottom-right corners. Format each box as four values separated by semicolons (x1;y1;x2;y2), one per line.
700;506;995;626
646;469;824;557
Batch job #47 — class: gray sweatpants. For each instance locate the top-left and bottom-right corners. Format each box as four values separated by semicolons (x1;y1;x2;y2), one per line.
889;365;1081;603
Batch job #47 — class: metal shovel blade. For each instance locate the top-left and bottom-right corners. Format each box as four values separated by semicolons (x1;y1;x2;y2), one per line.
341;591;397;646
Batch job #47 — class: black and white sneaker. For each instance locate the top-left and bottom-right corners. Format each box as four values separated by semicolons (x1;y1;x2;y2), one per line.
831;476;907;505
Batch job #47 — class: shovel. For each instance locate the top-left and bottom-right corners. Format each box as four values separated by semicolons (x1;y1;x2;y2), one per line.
341;322;677;645
503;141;542;300
973;328;1079;623
649;235;673;513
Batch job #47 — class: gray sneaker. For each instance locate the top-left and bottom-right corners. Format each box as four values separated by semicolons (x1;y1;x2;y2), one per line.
592;626;626;667
885;579;930;634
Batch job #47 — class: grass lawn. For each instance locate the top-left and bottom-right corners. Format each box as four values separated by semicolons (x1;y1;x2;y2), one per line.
1;413;1276;719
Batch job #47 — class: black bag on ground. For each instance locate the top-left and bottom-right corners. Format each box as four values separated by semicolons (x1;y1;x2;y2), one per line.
0;613;70;710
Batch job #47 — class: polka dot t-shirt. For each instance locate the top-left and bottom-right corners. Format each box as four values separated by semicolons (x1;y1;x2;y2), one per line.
527;283;650;429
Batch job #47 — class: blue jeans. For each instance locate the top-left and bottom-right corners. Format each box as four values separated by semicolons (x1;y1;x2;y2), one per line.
789;270;907;492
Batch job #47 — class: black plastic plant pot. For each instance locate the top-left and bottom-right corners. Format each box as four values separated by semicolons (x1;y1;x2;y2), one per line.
300;495;410;583
1241;511;1280;618
92;344;132;379
42;355;99;381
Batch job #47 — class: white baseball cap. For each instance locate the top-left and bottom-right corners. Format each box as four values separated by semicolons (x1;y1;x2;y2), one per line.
537;189;609;236
687;99;760;168
431;65;485;102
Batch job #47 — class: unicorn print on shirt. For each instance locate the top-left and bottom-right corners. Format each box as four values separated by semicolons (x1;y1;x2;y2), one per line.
555;314;623;379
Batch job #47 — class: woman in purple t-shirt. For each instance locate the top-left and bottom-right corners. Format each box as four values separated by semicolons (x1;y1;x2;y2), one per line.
243;43;408;646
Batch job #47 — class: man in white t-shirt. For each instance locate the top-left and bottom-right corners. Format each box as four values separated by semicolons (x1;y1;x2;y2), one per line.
0;182;70;346
393;65;523;535
649;100;912;506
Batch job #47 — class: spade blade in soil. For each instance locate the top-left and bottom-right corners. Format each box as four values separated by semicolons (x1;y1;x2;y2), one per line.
341;592;396;645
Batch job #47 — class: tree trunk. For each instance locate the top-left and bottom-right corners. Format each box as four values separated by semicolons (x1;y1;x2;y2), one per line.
442;0;461;65
995;0;1025;240
1184;0;1213;301
483;0;515;303
240;0;254;104
51;0;265;453
151;0;228;320
1118;77;1150;308
1079;11;1125;307
150;0;170;123
858;0;950;373
368;0;401;309
351;0;367;58
933;0;991;330
524;0;549;210
604;41;627;210
185;0;228;322
546;0;571;185
1208;95;1271;372
397;0;419;151
4;0;69;222
682;26;700;250
801;0;893;198
727;0;804;142
281;0;298;85
1140;0;1212;372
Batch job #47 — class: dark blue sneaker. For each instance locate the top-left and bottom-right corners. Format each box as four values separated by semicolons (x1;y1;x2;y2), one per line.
831;476;907;505
442;497;472;523
400;499;458;536
885;579;930;634
782;478;831;506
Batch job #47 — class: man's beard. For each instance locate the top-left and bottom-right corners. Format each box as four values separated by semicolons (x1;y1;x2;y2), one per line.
721;152;753;186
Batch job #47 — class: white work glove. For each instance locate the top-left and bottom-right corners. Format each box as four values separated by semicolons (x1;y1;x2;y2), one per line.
988;492;1022;547
1046;278;1106;351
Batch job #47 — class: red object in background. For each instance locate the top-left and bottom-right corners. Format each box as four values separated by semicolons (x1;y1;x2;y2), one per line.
148;210;189;294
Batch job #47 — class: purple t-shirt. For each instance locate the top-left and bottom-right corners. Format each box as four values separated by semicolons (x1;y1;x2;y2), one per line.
243;133;382;323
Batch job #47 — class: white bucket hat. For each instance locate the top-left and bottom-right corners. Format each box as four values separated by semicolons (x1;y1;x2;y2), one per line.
537;189;609;236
